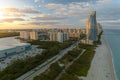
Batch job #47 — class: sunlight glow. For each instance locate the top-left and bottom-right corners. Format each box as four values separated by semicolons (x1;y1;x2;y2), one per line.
0;12;4;19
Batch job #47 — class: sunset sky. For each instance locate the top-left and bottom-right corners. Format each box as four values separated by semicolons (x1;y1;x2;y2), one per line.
0;0;119;29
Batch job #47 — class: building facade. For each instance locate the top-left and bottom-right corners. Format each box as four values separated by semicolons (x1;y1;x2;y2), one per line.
87;11;97;42
20;31;30;40
30;31;38;40
49;31;58;41
57;32;69;43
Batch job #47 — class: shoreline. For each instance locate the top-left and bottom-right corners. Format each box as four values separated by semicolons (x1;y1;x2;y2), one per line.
86;35;116;80
103;35;117;80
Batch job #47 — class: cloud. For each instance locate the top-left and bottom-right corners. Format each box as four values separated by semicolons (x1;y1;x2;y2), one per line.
32;14;68;21
3;13;26;17
0;18;25;22
34;0;39;3
25;21;59;25
99;19;120;23
34;0;45;3
2;8;41;14
45;3;64;10
53;2;91;17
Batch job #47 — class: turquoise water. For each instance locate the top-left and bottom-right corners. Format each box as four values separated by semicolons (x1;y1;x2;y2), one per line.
104;29;120;80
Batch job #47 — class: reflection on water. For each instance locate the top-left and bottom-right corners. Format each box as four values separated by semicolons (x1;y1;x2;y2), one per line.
0;37;26;50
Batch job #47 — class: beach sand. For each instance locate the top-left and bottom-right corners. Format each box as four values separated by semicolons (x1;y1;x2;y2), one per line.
86;36;116;80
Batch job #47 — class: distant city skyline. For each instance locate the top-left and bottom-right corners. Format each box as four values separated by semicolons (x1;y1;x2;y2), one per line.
0;0;120;29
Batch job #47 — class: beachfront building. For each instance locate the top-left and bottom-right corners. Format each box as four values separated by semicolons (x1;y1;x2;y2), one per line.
88;11;97;41
85;11;98;44
20;31;30;40
85;11;103;44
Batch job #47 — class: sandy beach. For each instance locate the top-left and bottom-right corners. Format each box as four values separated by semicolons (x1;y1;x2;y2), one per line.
86;36;116;80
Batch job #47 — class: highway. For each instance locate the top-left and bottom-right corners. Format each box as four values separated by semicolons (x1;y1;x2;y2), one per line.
16;43;77;80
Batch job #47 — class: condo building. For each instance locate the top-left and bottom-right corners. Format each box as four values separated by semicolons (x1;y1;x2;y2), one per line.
57;32;69;43
20;31;30;40
20;28;82;43
30;31;38;40
49;31;58;41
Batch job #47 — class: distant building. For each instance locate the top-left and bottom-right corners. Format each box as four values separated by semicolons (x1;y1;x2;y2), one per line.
49;31;57;41
20;31;30;40
57;32;64;42
30;31;38;40
86;20;90;37
63;32;69;41
49;31;69;43
57;32;69;43
97;23;103;35
38;32;49;41
68;29;81;40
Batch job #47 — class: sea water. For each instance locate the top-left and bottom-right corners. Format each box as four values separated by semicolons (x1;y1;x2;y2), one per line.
104;29;120;80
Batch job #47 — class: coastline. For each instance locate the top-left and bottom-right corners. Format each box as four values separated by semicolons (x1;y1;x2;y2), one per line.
86;35;116;80
103;35;117;80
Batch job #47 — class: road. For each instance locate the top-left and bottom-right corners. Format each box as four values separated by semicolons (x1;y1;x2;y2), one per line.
16;43;77;80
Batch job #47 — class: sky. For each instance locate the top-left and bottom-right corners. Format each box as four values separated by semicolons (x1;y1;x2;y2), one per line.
0;0;119;29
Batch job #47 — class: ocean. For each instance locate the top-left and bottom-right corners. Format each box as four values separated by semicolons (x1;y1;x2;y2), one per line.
104;29;120;80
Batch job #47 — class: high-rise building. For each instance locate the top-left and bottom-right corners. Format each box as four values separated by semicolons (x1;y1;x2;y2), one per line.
63;32;69;41
57;32;69;43
87;11;97;42
30;31;38;40
49;31;57;41
86;20;90;36
20;31;30;40
57;32;64;42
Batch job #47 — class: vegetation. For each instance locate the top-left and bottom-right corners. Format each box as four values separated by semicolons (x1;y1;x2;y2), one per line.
33;48;82;80
58;73;79;80
35;44;96;80
93;31;103;45
97;31;103;44
0;41;73;80
33;62;63;80
58;44;96;80
59;48;82;65
33;43;96;80
28;40;73;49
0;32;101;80
0;32;20;38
